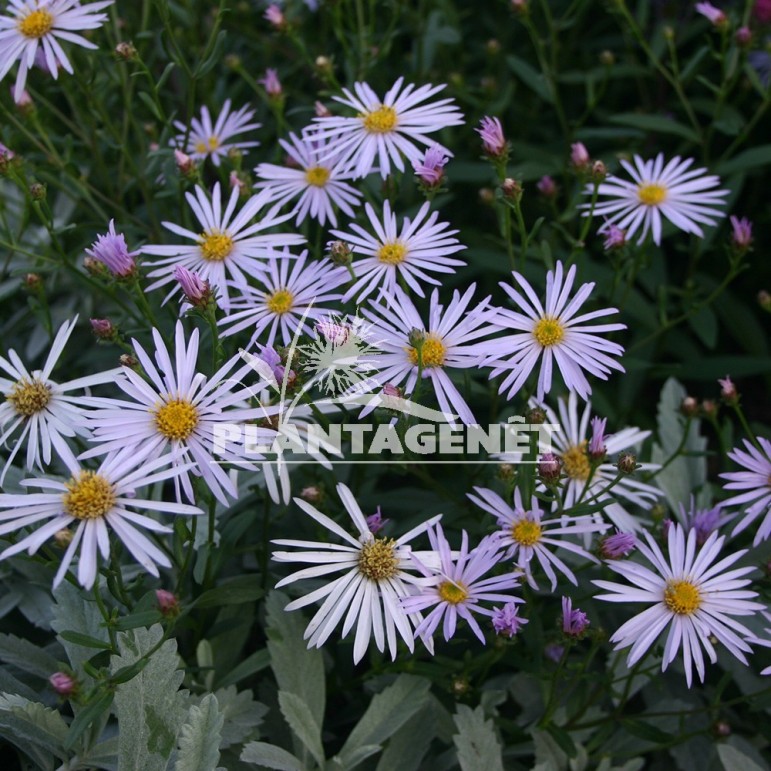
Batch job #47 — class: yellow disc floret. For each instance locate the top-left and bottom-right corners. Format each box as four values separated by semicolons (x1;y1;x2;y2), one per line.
305;166;331;187
199;231;234;262
266;288;294;315
18;10;53;38
438;580;469;605
154;399;199;441
407;335;447;368
63;472;116;520
358;538;399;581
6;378;52;418
512;519;542;547
377;241;408;265
664;579;701;615
561;442;591;481
361;105;398;134
533;317;565;347
637;183;668;206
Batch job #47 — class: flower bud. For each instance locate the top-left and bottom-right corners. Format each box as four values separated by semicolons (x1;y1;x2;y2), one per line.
156;589;180;617
680;396;699;417
327;240;352;265
260;68;283;98
758;290;771;312
366;506;389;534
562;596;590;638
478;187;495;205
729;215;753;253
300;486;323;503
120;354;139;369
735;26;752;46
29;182;46;201
718;375;738;404
54;528;73;547
590;160;607;182
570;142;590;171
174;266;213;308
700;399;718;419
486;39;501;55
174;149;197;178
315;101;332;118
501;177;522;201
599;50;615;66
264;3;287;30
0;142;15;175
616;451;637;475
407;328;427;348
538;452;562;481
526;406;546;425
476;116;507;158
603;224;626;251
497;463;516;482
536;175;557;198
600;531;636;559
115;41;137;61
90;318;116;340
23;273;42;290
510;0;528;15
315;55;333;78
49;672;77;697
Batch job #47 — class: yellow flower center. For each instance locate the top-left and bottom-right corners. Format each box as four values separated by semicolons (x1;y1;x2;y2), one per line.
194;140;207;154
199;231;234;262
533;317;565;347
266;288;294;315
208;136;220;151
360;105;398;134
305;166;330;187
562;442;590;481
438;580;469;605
664;580;701;615
6;378;51;417
637;182;668;206
154;398;199;441
511;519;542;547
18;9;53;38
407;335;446;368
63;472;116;520
377;241;408;265
358;538;398;581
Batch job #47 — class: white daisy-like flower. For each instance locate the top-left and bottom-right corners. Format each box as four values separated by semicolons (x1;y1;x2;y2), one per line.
360;285;497;426
720;437;771;545
0;317;118;484
82;321;263;505
523;393;662;534
141;183;306;311
0;0;113;103
218;249;348;348
308;76;464;179
172;99;261;167
585;154;728;245
329;200;466;303
593;525;763;687
484;261;626;402
0;443;202;589
468;486;607;590
272;483;441;663
254;132;362;227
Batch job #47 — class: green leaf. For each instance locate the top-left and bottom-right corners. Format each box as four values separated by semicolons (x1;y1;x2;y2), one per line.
58;630;113;650
113;611;164;631
215;648;270;689
265;591;325;729
452;705;504;771
717;743;767;771
531;728;567;771
716;144;771;175
507;55;554;103
0;633;60;679
174;693;224;771
241;741;304;770
202;686;266;750
64;691;114;750
621;719;674;744
278;691;325;768
110;625;187;771
376;702;435;771
193;576;264;608
0;693;69;764
608;113;699;142
137;91;163;121
545;724;577;759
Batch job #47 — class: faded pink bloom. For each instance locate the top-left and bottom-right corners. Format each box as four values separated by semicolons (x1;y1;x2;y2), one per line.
696;2;727;25
412;144;448;187
229;170;249;194
85;220;138;278
174;265;211;307
536;175;557;197
492;602;529;637
476;116;507;157
730;215;753;250
603;223;626;250
264;3;286;28
600;531;636;559
718;375;738;403
588;416;607;460
260;68;283;97
562;596;590;636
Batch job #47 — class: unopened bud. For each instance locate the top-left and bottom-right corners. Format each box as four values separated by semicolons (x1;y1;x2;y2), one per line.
758;290;771;312
590;160;607;181
680;396;699;417
156;589;180;617
700;399;718;418
486;39;501;55
718;375;738;404
315;56;333;76
300;485;323;503
712;720;731;738
536;175;557;198
538;452;562;481
29;182;46;201
314;100;332;118
510;0;528;15
53;528;73;547
570;142;590;171
735;26;752;46
599;50;615;66
479;187;495;205
90;318;116;340
49;672;77;697
327;240;352;265
119;354;139;368
24;273;42;290
497;462;516;482
451;676;470;696
526;407;546;425
501;177;522;201
224;53;241;70
174;149;196;178
407;328;427;348
616;451;637;474
650;503;667;523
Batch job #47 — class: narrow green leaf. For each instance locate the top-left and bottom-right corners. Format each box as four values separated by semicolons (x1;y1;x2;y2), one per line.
241;741;304;770
193;575;263;608
609;113;699;142
64;691;114;750
59;630;114;650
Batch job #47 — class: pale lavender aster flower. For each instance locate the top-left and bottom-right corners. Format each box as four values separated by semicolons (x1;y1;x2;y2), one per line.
260;68;282;97
330;200;466;303
412;144;448;186
469;486;606;590
586;153;728;246
173;266;211;306
172;100;261;167
562;596;590;636
594;525;763;687
695;2;727;25
0;0;113;103
600;530;636;559
484;261;626;401
85;220;138;277
307;76;464;179
675;497;725;545
720;437;771;544
401;525;522;644
730;215;753;250
476;116;507;157
492;602;528;637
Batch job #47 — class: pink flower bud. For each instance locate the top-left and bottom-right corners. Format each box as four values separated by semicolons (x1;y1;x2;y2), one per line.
156;589;180;617
476;116;507;157
49;672;77;697
570;142;590;170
